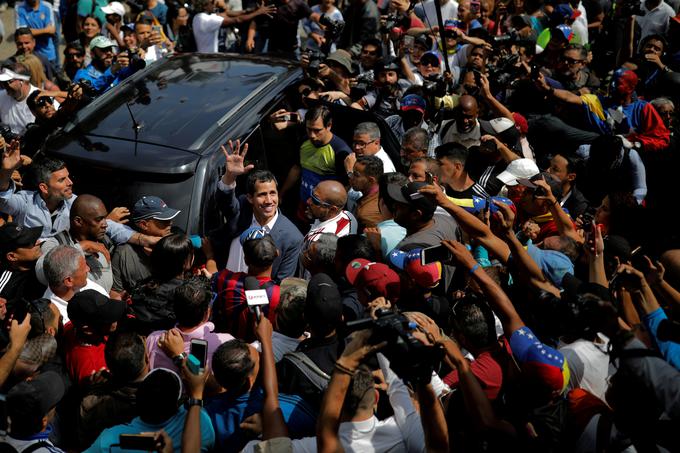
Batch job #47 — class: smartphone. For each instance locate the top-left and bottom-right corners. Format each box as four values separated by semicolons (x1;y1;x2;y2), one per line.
119;433;157;450
152;24;161;34
470;0;481;14
421;244;453;265
190;339;208;370
0;394;7;436
530;63;540;80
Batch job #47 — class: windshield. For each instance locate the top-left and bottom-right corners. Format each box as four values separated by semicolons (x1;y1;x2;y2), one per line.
69;56;288;151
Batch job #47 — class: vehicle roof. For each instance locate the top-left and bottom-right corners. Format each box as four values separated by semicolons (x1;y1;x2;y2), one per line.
59;53;299;154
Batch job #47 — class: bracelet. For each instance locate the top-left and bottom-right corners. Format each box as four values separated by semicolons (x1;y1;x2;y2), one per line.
172;352;187;367
186;397;203;408
334;361;357;377
469;263;480;275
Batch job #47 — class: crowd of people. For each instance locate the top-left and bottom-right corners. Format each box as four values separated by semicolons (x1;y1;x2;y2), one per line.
0;0;680;450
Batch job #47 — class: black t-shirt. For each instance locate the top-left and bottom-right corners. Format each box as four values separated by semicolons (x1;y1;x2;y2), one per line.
0;266;47;311
446;182;490;199
465;154;507;196
266;0;312;54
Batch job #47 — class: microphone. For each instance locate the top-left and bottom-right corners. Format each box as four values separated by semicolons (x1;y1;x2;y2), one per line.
244;276;269;321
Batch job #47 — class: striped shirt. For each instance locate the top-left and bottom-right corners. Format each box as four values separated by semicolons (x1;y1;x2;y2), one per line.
211;271;280;342
303;211;357;245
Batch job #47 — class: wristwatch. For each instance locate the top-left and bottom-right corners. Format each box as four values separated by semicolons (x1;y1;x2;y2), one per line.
172;352;187;367
346;171;353;178
186;397;203;408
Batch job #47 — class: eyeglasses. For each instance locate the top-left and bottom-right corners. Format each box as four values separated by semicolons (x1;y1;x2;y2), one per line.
353;139;377;149
361;49;378;56
310;192;333;207
299;87;312;97
66;52;84;58
560;56;583;65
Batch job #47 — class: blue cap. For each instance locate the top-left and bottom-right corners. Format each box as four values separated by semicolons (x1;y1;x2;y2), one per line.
400;94;427;112
131;196;180;221
526;243;574;287
554;24;574;41
239;226;269;245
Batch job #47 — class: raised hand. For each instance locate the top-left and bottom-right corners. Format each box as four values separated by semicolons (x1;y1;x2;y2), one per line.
491;200;515;238
221;139;254;185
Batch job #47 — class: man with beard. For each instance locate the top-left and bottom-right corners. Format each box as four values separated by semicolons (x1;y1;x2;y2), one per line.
73;36;144;96
550;44;600;94
280;105;351;221
353;59;407;118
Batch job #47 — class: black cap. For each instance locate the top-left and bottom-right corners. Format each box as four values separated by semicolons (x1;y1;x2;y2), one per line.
414;34;433;50
67;289;126;326
7;371;65;421
305;273;342;334
0;223;42;255
375;58;400;73
386;181;437;218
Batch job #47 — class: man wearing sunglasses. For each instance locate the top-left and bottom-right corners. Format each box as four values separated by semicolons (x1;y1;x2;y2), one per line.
553;44;600;95
303;180;356;245
0;61;59;135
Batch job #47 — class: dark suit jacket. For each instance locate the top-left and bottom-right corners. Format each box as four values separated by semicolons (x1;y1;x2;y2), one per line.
563;186;590;220
216;184;303;282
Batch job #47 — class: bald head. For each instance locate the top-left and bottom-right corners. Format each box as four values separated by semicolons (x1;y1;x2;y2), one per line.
459;94;478;111
70;194;109;241
317;180;347;208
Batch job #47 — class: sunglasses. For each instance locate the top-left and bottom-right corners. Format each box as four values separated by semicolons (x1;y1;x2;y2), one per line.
310;192;333;207
36;96;53;107
299;87;312;96
66;52;84;58
560;56;583;65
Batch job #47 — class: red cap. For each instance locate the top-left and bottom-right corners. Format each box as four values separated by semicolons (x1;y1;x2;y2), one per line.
346;259;401;302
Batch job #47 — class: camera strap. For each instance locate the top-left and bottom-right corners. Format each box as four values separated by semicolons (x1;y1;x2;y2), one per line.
282;352;331;392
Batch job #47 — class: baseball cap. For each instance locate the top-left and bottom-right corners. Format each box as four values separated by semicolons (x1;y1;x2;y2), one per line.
305;273;343;332
389;248;442;288
240;226;270;245
345;259;401;302
89;35;116;50
526;243;574;287
138;368;183;423
420;51;441;67
0;68;31;82
131;196;180;221
7;371;65;422
444;19;464;31
517;172;562;198
485;117;522;152
68;289;126;326
400;94;427;113
550;4;580;24
414;34;433;50
101;1;125;17
554;24;574;41
326;50;353;74
375;58;400;73
386;181;437;218
0;223;42;255
509;326;570;395
497;159;540;186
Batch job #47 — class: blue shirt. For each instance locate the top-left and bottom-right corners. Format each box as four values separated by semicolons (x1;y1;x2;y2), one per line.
84;406;215;452
375;219;406;259
15;1;56;61
643;307;680;371
74;63;136;95
0;181;134;243
205;387;316;453
150;2;168;25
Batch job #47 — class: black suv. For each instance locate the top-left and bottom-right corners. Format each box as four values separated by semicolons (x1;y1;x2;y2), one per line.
45;53;401;235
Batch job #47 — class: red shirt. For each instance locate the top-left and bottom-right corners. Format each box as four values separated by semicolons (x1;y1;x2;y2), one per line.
63;323;107;385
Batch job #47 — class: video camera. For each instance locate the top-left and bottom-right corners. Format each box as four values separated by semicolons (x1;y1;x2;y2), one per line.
0;124;20;144
303;49;325;78
350;70;375;101
346;308;443;385
422;74;448;98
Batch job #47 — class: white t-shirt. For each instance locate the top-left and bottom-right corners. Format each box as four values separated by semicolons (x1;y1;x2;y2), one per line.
414;0;458;28
193;12;224;53
0;85;59;135
558;334;613;402
43;279;109;324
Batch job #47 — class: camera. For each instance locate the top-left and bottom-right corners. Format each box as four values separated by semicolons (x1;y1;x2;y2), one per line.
303;49;325;78
319;14;345;41
127;48;146;71
487;53;522;88
0;124;20;144
77;79;99;98
619;0;644;16
346;308;444;384
350;70;375;101
422;74;447;98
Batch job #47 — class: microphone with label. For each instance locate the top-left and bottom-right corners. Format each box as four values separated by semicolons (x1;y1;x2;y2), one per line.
244;276;269;322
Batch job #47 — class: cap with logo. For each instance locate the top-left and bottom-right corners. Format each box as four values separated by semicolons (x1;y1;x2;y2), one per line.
345;259;401;302
400;94;427;113
0;223;42;255
389;248;442;288
131;196;181;221
239;226;270;245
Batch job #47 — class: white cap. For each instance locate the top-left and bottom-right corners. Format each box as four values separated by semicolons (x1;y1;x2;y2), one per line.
101;1;125;18
0;68;31;82
496;158;540;186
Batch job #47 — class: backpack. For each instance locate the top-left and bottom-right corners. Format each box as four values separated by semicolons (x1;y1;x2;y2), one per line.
126;278;179;336
281;352;331;393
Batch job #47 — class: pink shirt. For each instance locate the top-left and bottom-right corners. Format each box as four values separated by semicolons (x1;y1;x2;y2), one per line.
146;322;235;373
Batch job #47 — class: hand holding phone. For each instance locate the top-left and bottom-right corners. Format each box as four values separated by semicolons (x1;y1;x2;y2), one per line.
190;339;208;372
421;244;453;265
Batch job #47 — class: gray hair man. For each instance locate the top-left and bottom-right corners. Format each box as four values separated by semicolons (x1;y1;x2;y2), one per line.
43;245;108;323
